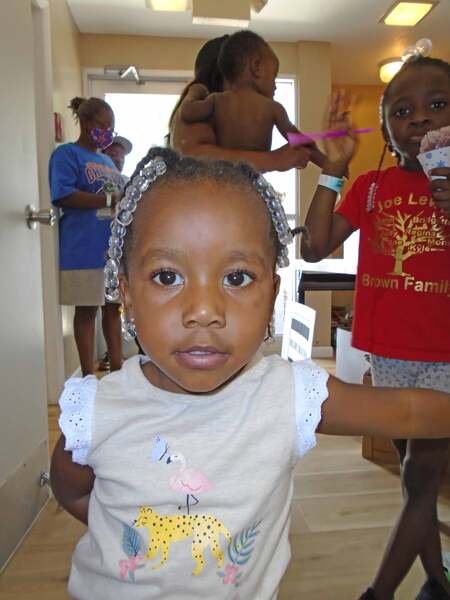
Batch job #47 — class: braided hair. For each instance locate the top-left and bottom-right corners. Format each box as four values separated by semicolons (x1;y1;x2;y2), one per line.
366;56;450;212
121;146;290;273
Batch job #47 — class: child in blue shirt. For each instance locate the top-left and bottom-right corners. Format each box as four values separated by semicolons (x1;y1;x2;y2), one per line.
49;96;124;376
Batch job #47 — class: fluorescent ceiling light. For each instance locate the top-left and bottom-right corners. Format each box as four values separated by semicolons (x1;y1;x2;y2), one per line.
379;59;404;83
381;1;438;26
147;0;191;11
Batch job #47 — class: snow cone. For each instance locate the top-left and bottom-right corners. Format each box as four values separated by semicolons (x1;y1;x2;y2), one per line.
418;126;450;180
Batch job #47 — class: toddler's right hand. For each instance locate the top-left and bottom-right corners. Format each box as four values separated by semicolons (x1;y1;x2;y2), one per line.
275;144;312;171
322;91;357;176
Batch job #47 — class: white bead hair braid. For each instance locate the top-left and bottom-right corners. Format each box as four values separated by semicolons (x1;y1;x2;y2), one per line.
104;156;167;302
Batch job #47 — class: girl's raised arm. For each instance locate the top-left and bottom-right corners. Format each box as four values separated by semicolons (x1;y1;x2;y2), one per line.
318;376;450;439
301;91;357;262
50;434;95;525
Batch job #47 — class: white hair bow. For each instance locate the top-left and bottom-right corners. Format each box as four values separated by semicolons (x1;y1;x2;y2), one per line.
402;38;432;63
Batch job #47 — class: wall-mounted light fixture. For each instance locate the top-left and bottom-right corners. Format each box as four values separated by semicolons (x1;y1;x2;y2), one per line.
378;58;404;83
380;1;439;26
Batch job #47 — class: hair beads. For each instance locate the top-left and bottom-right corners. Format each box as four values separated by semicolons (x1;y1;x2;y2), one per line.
104;156;167;302
104;151;295;304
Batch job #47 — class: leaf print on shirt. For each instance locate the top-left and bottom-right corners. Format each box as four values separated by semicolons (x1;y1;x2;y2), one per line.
218;520;262;588
118;524;146;582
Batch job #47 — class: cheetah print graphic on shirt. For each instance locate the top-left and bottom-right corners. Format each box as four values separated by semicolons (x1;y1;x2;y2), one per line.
134;506;232;576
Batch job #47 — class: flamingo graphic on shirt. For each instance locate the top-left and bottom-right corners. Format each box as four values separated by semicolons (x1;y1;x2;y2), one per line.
166;452;213;514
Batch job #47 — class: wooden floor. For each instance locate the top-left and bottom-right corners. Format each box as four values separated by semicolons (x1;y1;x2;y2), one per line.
1;358;449;599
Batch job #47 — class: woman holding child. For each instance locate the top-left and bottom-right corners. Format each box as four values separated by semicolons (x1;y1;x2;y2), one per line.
169;34;315;172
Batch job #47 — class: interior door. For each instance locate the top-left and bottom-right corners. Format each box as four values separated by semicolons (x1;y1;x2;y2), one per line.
0;0;50;569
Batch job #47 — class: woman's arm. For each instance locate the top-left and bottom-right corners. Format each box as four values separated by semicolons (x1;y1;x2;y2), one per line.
50;434;95;525
301;92;357;261
318;376;450;439
56;190;120;209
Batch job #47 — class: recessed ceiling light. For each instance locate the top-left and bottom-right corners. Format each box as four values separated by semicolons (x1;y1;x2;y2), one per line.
147;0;191;11
381;1;438;26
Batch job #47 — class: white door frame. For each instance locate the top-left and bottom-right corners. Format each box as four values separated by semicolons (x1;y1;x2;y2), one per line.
32;0;65;405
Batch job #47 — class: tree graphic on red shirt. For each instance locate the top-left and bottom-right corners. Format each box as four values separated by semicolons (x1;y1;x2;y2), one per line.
373;210;447;276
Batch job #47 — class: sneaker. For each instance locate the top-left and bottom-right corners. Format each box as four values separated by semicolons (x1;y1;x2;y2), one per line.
415;578;450;600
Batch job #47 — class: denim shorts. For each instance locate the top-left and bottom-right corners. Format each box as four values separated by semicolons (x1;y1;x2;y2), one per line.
370;355;450;394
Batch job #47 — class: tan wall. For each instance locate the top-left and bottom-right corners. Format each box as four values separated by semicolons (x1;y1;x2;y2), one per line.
49;0;82;143
49;0;83;377
79;34;297;74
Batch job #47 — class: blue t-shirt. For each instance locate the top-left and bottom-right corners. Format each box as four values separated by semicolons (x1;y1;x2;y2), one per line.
49;143;124;271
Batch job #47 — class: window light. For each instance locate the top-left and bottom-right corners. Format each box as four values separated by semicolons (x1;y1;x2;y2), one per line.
381;1;438;26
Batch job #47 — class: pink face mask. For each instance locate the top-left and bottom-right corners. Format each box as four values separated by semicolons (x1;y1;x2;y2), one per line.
90;127;114;149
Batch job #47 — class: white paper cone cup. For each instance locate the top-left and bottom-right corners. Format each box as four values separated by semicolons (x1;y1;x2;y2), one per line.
418;146;450;180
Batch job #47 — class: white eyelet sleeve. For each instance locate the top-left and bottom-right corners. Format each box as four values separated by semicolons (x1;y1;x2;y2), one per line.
292;360;329;458
58;375;97;465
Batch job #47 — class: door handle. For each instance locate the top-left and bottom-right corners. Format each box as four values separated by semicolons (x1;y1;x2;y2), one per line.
25;204;56;229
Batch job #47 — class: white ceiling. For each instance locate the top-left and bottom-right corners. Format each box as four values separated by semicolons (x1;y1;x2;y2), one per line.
67;0;450;84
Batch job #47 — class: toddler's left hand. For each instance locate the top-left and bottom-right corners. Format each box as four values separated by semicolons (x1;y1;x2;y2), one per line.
429;167;450;217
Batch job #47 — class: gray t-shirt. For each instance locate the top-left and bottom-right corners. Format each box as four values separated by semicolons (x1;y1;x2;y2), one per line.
59;353;328;599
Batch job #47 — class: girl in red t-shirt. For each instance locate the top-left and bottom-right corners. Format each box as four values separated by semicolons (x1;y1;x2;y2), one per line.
302;57;450;600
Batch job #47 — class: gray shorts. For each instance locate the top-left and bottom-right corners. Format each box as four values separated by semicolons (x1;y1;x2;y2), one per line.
371;355;450;394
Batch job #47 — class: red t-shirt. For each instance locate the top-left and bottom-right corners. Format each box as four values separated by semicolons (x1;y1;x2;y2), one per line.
336;166;450;362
